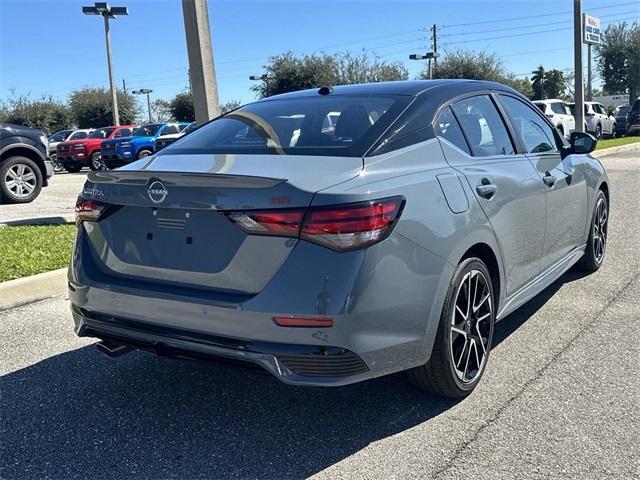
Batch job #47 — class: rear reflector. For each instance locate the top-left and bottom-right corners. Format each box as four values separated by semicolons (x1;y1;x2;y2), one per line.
273;316;333;327
75;197;108;222
228;196;404;252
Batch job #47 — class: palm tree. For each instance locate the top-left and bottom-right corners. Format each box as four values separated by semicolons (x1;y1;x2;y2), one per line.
531;65;546;100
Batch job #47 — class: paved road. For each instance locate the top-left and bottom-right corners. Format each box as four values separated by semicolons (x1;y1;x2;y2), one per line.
0;171;87;222
1;152;639;479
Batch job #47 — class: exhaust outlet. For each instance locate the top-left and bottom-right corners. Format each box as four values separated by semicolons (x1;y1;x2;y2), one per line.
96;340;134;358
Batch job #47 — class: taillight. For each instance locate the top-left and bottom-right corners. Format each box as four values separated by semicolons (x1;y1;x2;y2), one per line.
75;196;108;222
227;196;404;252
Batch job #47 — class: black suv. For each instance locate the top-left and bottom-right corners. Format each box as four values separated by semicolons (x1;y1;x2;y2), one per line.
627;99;640;136
0;123;54;203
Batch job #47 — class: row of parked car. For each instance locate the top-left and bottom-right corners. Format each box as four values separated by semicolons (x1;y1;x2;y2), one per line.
532;99;640;139
48;122;195;173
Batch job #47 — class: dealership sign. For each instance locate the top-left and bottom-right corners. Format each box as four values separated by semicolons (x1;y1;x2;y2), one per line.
583;13;601;45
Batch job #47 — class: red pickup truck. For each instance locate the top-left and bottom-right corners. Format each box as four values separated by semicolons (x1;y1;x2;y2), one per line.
57;125;135;172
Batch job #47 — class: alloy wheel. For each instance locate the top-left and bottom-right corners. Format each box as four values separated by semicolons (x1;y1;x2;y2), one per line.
592;197;608;264
450;269;492;384
4;163;37;199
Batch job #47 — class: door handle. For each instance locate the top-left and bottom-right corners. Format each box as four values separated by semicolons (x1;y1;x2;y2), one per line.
476;179;497;199
543;172;557;187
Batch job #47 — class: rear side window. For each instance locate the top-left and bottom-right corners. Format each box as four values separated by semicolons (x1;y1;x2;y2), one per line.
435;108;470;154
69;131;88;140
499;95;558;154
451;95;515;157
163;95;411;157
551;103;566;114
161;125;180;135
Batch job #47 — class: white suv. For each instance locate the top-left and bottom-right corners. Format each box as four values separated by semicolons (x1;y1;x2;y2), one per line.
532;99;575;138
584;102;616;138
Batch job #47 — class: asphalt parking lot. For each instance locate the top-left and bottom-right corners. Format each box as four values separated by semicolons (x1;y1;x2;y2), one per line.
1;151;639;479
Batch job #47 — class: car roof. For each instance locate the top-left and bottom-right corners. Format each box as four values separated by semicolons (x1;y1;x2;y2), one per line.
533;99;565;104
264;79;518;100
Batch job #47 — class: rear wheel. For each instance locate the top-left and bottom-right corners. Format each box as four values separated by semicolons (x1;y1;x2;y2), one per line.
595;124;602;139
50;153;64;173
137;149;152;159
408;258;495;398
579;190;608;272
89;151;104;170
0;156;43;204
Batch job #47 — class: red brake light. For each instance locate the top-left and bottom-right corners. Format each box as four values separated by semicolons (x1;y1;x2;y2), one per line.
227;197;404;251
75;196;108;222
228;210;304;236
273;316;333;327
301;197;404;251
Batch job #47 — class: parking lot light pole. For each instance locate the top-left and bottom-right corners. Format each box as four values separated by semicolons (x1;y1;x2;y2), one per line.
409;52;438;79
573;0;585;133
132;88;153;123
82;2;128;126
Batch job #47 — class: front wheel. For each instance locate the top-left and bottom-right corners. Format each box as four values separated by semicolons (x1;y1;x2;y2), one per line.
408;258;495;398
50;154;64;173
137;149;152;159
579;190;608;272
89;151;104;170
0;156;43;204
595;124;602;139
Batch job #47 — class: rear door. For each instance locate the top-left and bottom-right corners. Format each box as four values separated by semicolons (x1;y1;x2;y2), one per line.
444;94;546;296
497;94;588;271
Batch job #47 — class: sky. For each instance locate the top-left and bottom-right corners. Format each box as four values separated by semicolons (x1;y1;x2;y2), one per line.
1;0;638;110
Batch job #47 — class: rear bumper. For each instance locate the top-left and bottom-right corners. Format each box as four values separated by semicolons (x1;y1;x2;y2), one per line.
69;222;453;386
626;124;640;135
72;305;370;386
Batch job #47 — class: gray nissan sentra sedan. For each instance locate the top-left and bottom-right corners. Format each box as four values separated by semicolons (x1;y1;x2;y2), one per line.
70;80;608;398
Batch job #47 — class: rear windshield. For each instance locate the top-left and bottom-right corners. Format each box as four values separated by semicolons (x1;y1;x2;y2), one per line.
89;127;115;139
132;124;162;137
162;95;412;157
49;130;72;142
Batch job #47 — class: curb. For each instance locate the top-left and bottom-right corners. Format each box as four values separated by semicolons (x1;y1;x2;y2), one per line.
593;142;640;158
0;268;67;311
0;214;75;228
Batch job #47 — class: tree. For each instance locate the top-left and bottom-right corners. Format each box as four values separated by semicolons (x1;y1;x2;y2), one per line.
150;98;171;122
423;49;532;97
0;94;71;134
543;69;565;99
597;22;640;102
252;51;408;98
531;65;546;100
68;87;138;127
220;100;242;114
169;91;194;122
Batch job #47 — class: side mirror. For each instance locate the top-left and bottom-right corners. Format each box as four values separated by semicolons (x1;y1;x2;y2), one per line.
568;131;597;154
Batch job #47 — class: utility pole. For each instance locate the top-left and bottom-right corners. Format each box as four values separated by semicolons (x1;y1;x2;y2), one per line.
587;44;592;101
573;0;585;133
432;24;438;76
122;77;127;92
181;0;219;124
82;2;128;126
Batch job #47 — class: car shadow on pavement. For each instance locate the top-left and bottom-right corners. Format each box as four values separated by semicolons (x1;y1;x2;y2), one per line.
0;270;590;479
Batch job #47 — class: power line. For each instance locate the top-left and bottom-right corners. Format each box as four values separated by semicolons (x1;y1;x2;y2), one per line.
439;1;639;28
439;10;638;38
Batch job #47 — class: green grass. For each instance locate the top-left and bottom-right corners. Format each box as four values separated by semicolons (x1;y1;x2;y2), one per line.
0;224;76;282
595;135;640;150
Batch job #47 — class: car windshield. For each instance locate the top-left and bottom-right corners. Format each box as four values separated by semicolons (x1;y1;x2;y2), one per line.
182;123;197;134
162;95;411;157
615;106;630;115
49;130;72;142
89;127;115;139
132;124;162;137
631;100;640;113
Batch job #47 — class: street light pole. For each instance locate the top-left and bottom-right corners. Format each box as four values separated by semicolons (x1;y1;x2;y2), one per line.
83;2;129;126
409;52;438;79
132;89;153;123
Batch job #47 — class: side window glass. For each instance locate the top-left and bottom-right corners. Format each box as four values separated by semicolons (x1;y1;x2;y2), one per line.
551;103;565;115
162;125;180;135
451;95;515;157
435;107;470;154
499;95;559;154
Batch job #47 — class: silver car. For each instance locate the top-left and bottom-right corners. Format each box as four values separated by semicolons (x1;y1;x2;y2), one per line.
70;80;609;398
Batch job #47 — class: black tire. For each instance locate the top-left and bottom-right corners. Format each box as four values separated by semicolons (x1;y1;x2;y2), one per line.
0;156;43;204
578;190;608;272
408;257;496;398
65;165;82;173
137;149;152;159
89;151;103;171
595;124;602;139
50;153;64;173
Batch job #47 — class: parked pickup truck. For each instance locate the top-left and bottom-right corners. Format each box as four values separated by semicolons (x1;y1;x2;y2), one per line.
57;125;135;172
153;122;197;152
101;122;189;169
